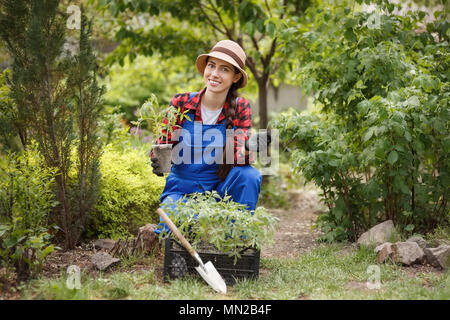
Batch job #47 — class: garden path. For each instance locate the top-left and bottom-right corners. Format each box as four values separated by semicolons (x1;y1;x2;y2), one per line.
261;189;325;259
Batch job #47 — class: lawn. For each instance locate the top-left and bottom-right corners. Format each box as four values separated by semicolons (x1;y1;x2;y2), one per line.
15;243;449;300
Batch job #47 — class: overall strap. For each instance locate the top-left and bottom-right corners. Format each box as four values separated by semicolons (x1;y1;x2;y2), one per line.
188;92;238;105
188;92;197;103
187;92;238;126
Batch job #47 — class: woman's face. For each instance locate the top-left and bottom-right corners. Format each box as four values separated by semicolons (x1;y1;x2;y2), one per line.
203;57;242;94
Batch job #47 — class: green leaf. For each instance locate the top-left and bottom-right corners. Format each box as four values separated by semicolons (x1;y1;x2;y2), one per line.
266;21;276;37
404;131;412;142
387;150;398;165
363;127;374;142
329;159;339;167
42;245;55;257
355;80;366;89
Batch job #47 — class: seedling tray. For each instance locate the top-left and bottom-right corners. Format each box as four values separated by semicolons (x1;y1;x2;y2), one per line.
163;237;260;285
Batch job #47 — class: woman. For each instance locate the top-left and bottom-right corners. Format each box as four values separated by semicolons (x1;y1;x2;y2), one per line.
151;40;263;235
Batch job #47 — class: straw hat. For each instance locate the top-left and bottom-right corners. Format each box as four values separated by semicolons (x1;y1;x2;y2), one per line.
196;40;248;88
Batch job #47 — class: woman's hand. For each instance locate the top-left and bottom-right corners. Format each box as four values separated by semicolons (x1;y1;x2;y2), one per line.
245;132;272;152
151;156;164;176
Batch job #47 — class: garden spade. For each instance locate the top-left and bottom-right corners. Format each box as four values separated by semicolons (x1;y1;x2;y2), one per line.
157;208;227;294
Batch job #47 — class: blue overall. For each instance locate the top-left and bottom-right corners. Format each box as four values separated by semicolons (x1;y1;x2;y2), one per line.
154;94;262;235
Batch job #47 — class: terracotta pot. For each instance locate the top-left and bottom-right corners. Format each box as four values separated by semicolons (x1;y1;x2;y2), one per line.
152;144;173;173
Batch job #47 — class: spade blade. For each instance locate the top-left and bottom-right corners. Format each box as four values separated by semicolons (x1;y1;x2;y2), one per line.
195;261;227;294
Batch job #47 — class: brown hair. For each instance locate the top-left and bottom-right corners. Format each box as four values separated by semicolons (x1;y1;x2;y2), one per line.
216;70;244;181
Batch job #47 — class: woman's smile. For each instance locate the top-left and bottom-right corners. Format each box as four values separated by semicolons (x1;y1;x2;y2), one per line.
208;79;221;87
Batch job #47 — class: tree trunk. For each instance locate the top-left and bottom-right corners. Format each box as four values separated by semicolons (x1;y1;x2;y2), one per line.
257;75;270;129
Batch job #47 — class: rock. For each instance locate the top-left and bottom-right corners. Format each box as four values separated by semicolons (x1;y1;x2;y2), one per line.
90;252;120;271
424;245;450;269
406;235;427;249
357;220;397;247
136;224;159;253
93;239;116;251
375;242;393;263
425;239;445;248
391;242;424;266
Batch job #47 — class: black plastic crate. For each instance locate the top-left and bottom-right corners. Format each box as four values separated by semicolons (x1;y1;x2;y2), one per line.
163;237;260;285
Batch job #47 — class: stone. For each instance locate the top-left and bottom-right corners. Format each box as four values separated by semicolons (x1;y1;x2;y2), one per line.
357;220;397;247
375;242;393;263
424;245;450;270
93;239;116;251
136;224;159;253
425;239;444;248
391;242;424;266
90;252;120;271
406;235;427;249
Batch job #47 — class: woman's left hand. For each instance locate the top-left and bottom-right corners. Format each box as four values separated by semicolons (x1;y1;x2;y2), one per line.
245;132;272;152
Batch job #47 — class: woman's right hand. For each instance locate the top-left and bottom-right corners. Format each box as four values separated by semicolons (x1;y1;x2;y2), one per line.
151;156;164;176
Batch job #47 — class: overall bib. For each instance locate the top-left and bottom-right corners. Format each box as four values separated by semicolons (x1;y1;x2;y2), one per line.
154;106;262;235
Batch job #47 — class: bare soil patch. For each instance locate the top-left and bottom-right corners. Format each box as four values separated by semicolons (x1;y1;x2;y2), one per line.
261;189;325;259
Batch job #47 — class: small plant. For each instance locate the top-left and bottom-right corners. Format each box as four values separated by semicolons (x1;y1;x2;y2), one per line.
132;94;190;172
0;146;58;279
0;220;56;280
133;93;191;145
159;191;279;261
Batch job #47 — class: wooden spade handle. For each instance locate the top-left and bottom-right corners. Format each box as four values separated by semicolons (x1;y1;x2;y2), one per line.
157;208;196;258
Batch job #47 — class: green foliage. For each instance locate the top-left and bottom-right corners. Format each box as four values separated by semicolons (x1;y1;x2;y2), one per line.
65;7;105;247
94;0;313;128
0;69;22;154
101;54;204;123
257;150;308;209
0;1;105;249
0;145;57;279
258;175;290;209
87;145;165;239
132;93;191;144
160;191;278;261
272;1;449;242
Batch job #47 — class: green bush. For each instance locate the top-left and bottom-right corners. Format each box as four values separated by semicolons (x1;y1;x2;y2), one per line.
0;144;57;279
273;1;449;242
88;145;165;239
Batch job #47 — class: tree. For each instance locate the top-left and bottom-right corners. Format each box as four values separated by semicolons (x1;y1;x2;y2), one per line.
94;0;312;129
66;8;104;248
0;0;104;249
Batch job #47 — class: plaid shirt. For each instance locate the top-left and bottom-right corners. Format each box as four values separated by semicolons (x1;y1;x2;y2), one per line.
152;87;253;165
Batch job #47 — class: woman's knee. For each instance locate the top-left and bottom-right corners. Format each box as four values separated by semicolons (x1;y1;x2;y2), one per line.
229;165;261;187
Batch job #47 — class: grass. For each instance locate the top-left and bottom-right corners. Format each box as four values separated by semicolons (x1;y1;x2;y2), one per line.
16;243;449;300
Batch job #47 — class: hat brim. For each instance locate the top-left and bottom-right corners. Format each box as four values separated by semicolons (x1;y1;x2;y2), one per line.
196;52;248;89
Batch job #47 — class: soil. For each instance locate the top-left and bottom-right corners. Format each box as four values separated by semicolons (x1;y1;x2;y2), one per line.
261;189;325;258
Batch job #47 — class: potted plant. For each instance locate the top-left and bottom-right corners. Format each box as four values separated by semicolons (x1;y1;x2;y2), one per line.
133;94;190;173
160;191;279;260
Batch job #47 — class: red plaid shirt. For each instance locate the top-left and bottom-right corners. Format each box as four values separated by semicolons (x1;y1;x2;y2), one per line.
152;87;253;165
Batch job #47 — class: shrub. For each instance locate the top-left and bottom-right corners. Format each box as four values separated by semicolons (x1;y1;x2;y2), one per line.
273;1;449;242
87;145;165;239
0;145;57;279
